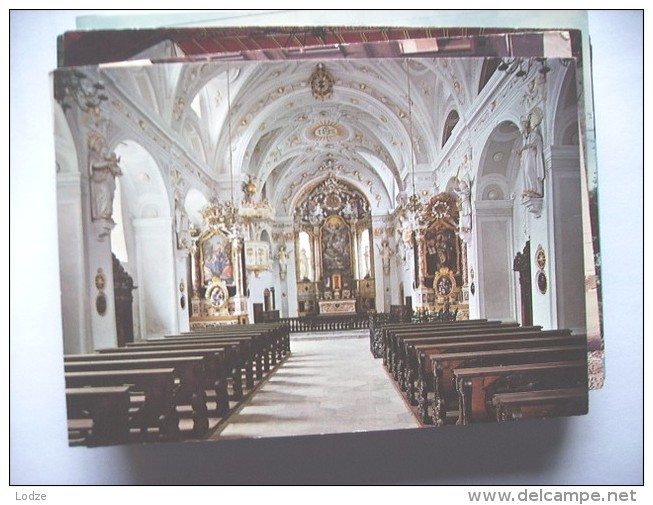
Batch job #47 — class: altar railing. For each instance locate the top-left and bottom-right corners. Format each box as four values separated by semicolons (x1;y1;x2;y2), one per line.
280;314;370;333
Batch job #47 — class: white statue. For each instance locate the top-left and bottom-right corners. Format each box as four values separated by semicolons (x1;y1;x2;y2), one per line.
455;177;472;231
363;245;371;277
90;149;122;221
378;240;393;274
299;247;310;280
308;201;324;225
342;198;356;220
516;108;545;199
277;245;289;275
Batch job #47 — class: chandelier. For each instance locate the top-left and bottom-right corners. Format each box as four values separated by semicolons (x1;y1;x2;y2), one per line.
53;69;108;113
399;58;423;224
199;63;245;240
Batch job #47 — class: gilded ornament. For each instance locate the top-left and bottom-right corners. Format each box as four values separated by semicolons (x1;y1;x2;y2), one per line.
309;63;335;101
95;268;105;290
536;245;547;270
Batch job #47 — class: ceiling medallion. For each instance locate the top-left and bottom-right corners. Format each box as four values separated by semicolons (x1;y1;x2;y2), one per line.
309;120;345;141
309;63;335;101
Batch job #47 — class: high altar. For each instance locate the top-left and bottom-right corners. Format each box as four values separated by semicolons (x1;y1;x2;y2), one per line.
293;172;376;316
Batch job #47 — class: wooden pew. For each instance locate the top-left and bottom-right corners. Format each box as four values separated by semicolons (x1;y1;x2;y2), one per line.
158;325;288;385
390;324;541;387
66;386;131;446
379;319;501;366
64;356;209;436
453;360;588;425
407;332;586;418
400;328;577;406
85;345;234;408
370;318;492;358
176;323;291;364
384;320;518;374
124;339;251;395
64;368;180;441
425;344;587;426
491;387;588;421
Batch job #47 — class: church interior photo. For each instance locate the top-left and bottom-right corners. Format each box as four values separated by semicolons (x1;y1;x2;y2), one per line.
50;24;603;447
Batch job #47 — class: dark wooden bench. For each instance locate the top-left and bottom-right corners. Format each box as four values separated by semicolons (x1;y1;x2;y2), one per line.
66;386;131;446
383;320;518;373
88;344;236;406
425;344;587;426
453;360;588;425
159;325;289;384
377;319;499;364
389;324;540;386
401;329;579;408
406;332;586;415
64;368;180;440
126;338;253;394
177;323;291;363
64;356;209;436
491;387;588;421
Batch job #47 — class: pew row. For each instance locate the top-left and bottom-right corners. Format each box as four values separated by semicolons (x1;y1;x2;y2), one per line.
64;368;180;442
376;318;589;427
426;344;587;426
64;323;291;446
65;356;210;436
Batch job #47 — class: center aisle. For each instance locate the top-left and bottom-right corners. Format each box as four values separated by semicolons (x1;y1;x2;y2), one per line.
210;330;419;440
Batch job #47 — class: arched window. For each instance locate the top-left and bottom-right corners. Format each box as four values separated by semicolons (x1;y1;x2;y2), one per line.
442;109;460;147
478;58;500;94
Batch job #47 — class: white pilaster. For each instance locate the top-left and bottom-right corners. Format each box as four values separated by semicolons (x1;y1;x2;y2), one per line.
56;172;93;353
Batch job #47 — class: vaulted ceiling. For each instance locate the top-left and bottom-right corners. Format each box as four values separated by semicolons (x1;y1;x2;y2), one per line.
58;26;580;215
105;55;489;213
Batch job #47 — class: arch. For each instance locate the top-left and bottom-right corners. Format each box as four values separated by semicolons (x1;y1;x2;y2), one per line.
476;120;522;192
473;120;522;322
111;140;177;340
184;188;210;228
112;140;169;220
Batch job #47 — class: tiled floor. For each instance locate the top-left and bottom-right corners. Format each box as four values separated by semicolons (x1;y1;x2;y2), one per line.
210;330;420;440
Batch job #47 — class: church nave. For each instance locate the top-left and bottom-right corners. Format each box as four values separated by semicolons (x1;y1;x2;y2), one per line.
211;330;419;441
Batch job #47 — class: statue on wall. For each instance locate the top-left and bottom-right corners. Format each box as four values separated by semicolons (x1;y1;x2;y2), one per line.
454;177;472;232
174;192;191;250
378;239;393;275
517;107;545;199
89;134;122;222
298;247;311;281
277;245;290;279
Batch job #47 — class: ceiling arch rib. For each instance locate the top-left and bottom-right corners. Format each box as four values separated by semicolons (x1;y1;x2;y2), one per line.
106;57;499;214
248;101;403;189
223;77;421;203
